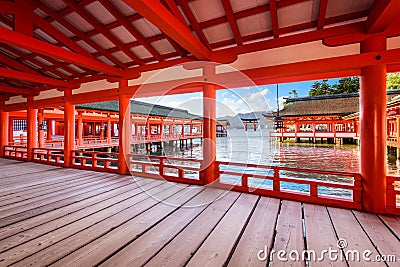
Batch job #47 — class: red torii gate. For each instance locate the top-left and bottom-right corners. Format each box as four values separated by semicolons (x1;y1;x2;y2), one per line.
0;0;399;214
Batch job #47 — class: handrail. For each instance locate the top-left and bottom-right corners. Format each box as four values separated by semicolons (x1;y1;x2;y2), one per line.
32;148;64;166
3;145;28;160
386;175;400;215
71;150;119;173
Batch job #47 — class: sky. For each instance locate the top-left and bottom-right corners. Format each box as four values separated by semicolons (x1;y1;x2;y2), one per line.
137;79;339;118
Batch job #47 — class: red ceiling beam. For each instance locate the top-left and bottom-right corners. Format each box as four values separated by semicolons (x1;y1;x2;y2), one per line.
0;27;124;77
317;0;328;29
0;1;16;14
32;15;94;58
175;0;212;49
0;53;41;75
37;2;127;69
269;0;279;38
0;85;32;95
98;0;164;62
123;0;212;60
0;67;69;87
366;0;400;34
63;0;144;66
221;0;243;45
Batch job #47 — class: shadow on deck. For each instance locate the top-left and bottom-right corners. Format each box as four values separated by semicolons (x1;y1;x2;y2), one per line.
0;158;399;266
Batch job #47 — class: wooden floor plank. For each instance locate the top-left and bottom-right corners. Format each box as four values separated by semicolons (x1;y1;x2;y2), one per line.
303;203;347;267
379;215;400;240
0;176;150;241
0;174;132;227
58;186;214;266
145;191;241;267
186;193;259;266
0;172;125;218
328;207;382;266
0;171;112;206
98;188;226;266
270;200;304;267
0;158;25;166
0;162;58;178
6;183;188;266
0;179;158;253
354;211;400;265
228;197;280;267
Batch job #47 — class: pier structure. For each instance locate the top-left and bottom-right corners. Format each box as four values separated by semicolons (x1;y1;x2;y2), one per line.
216;120;230;137
5;100;202;151
270;91;400;144
0;0;400;264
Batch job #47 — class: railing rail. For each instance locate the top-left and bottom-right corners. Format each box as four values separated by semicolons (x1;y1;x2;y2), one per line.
71;150;119;173
3;145;28;160
32;148;64;166
387;175;400;215
215;161;362;210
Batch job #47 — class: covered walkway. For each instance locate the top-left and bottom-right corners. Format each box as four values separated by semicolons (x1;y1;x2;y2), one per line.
0;159;399;266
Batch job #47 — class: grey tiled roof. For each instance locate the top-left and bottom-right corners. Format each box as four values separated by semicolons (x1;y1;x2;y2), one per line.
280;90;400;117
76;100;201;120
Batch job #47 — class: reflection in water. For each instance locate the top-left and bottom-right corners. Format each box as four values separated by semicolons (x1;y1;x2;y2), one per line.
146;128;399;194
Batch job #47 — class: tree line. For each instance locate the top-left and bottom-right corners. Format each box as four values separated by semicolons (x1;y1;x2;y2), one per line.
308;73;400;96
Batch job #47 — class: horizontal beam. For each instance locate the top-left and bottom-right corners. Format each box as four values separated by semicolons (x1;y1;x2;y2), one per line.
0;85;32;95
366;0;400;33
0;67;70;87
4;48;400;111
0;1;16;14
0;27;123;77
123;0;212;60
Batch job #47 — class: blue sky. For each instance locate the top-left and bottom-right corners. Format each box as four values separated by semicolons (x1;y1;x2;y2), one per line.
137;79;339;117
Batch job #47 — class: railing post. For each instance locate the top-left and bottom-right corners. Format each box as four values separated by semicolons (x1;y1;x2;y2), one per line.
273;168;280;192
159;157;164;177
360;36;387;214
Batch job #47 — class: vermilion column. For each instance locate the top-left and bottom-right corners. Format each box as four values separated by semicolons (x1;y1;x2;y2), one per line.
27;97;37;161
201;64;217;185
64;90;75;167
38;109;45;148
77;112;83;146
0;103;9;157
47;119;53;141
107;115;112;144
360;36;387;214
118;81;131;175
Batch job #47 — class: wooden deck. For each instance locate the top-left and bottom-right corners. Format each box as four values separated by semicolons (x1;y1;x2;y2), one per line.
0;159;399;266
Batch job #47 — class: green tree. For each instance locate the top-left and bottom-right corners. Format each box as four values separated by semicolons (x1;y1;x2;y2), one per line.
387;73;400;89
331;77;359;94
288;89;298;98
309;79;332;96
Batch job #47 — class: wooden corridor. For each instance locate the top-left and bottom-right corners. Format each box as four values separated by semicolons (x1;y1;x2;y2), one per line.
0;159;399;266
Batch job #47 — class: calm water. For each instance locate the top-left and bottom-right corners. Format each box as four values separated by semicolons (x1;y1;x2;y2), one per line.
148;128;400;175
143;128;400;197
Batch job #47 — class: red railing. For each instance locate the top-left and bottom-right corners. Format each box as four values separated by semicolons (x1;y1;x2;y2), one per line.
387;175;400;215
3;145;28;160
32;148;64;166
215;161;362;210
71;150;119;173
128;154;203;185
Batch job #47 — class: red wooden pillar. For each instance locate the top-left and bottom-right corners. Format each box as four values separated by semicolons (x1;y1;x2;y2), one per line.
201;64;217;185
47;119;54;141
64;90;75;167
27;97;37;161
0;103;9;157
146;120;150;140
360;36;387;214
8;117;13;143
397;117;400;143
107;115;112;144
77;112;83;146
118;81;131;175
38;109;45;148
